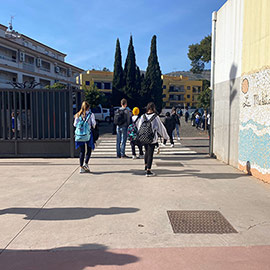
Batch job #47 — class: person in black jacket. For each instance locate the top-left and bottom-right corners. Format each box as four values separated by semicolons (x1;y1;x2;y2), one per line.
171;108;180;141
162;112;176;147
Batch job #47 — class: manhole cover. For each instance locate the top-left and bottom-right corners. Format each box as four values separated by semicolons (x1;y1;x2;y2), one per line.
155;162;183;167
167;210;237;234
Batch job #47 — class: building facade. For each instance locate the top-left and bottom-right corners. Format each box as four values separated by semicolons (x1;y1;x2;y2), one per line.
0;24;83;89
161;75;202;108
78;70;203;108
212;0;270;183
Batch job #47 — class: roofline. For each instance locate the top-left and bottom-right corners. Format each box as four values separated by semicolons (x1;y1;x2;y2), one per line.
0;36;84;72
0;23;66;57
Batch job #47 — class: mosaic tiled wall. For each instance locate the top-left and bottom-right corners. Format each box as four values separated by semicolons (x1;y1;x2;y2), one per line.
239;68;270;182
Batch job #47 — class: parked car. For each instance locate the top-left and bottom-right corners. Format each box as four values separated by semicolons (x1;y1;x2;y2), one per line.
102;108;110;122
92;105;110;122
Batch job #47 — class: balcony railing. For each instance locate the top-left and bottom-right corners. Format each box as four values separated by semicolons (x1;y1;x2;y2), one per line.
23;63;35;72
0;54;16;63
40;66;51;72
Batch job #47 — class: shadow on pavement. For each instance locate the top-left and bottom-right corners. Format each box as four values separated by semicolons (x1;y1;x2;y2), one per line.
0;207;139;221
91;169;247;180
0;243;139;270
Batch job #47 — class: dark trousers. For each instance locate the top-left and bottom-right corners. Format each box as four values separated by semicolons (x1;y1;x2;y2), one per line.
79;144;92;167
144;144;155;170
131;141;143;156
164;131;174;145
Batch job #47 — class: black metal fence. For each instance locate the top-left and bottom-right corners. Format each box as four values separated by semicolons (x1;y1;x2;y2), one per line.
0;88;84;157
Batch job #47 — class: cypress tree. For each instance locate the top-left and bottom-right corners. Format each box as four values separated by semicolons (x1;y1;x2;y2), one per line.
142;35;163;112
112;38;124;106
123;36;137;107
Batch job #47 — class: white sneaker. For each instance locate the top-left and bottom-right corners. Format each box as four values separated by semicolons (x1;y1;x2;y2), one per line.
80;167;87;174
139;155;144;159
170;144;174;148
132;155;137;160
177;137;181;140
160;143;166;147
83;164;90;172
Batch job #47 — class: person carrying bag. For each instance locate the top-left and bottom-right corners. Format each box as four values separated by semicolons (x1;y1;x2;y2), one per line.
74;101;96;173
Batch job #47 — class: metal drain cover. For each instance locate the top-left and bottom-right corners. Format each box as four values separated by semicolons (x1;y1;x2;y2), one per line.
167;210;237;234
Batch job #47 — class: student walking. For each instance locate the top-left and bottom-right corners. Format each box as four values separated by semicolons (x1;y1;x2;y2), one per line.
114;98;130;158
171;108;180;140
74;101;96;173
137;102;169;177
185;110;189;122
162;112;176;147
128;107;144;159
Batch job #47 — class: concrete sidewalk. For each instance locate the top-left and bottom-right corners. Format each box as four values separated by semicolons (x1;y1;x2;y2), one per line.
0;130;270;269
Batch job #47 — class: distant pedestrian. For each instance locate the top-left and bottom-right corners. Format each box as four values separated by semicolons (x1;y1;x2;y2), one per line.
137;102;169;177
114;98;130;158
74;101;96;173
128;107;144;159
109;105;114;124
195;113;201;129
162;112;176;147
185;111;189;122
171;109;180;141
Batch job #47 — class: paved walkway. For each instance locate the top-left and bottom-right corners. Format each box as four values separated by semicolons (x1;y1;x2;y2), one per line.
1;122;270;269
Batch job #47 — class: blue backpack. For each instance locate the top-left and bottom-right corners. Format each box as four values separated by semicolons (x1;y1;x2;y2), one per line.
75;113;91;142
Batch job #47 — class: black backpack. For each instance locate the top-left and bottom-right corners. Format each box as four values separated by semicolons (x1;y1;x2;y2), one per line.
137;114;157;145
91;123;99;143
114;109;126;126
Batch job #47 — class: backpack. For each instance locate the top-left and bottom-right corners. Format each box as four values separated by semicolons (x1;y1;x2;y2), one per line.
114;109;126;126
75;113;91;142
137;114;157;145
91;122;99;143
127;117;139;141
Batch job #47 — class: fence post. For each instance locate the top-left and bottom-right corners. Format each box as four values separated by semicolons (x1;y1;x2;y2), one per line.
69;89;74;158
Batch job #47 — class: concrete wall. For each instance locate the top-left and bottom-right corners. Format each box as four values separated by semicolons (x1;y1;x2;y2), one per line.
213;0;244;167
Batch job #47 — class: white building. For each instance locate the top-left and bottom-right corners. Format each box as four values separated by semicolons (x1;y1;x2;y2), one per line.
0;23;83;89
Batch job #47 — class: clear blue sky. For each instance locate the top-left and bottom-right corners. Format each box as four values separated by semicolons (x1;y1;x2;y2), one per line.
1;0;226;73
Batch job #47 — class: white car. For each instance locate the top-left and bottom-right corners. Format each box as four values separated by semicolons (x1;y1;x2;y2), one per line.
92;105;110;122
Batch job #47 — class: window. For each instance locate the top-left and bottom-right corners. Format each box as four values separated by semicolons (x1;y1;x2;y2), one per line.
187;86;191;90
104;82;111;89
169;86;174;92
187;95;190;98
0;46;17;62
163;85;166;89
94;82;102;89
85;81;90;86
41;60;51;72
25;55;34;64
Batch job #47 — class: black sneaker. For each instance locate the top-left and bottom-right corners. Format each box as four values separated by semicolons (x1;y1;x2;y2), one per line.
146;170;155;177
121;155;129;159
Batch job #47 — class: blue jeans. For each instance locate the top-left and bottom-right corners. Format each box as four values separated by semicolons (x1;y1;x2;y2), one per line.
116;126;128;157
174;124;180;137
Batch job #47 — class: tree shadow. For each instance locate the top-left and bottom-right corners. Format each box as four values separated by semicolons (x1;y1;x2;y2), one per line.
0;243;139;270
0;207;139;221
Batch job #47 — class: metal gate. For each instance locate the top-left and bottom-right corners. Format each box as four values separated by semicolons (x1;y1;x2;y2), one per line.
0;88;84;157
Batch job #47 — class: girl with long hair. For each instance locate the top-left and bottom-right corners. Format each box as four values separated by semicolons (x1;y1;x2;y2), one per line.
137;102;169;177
74;101;96;173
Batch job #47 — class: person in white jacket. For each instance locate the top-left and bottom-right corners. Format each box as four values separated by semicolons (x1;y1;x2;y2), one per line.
137;102;169;177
